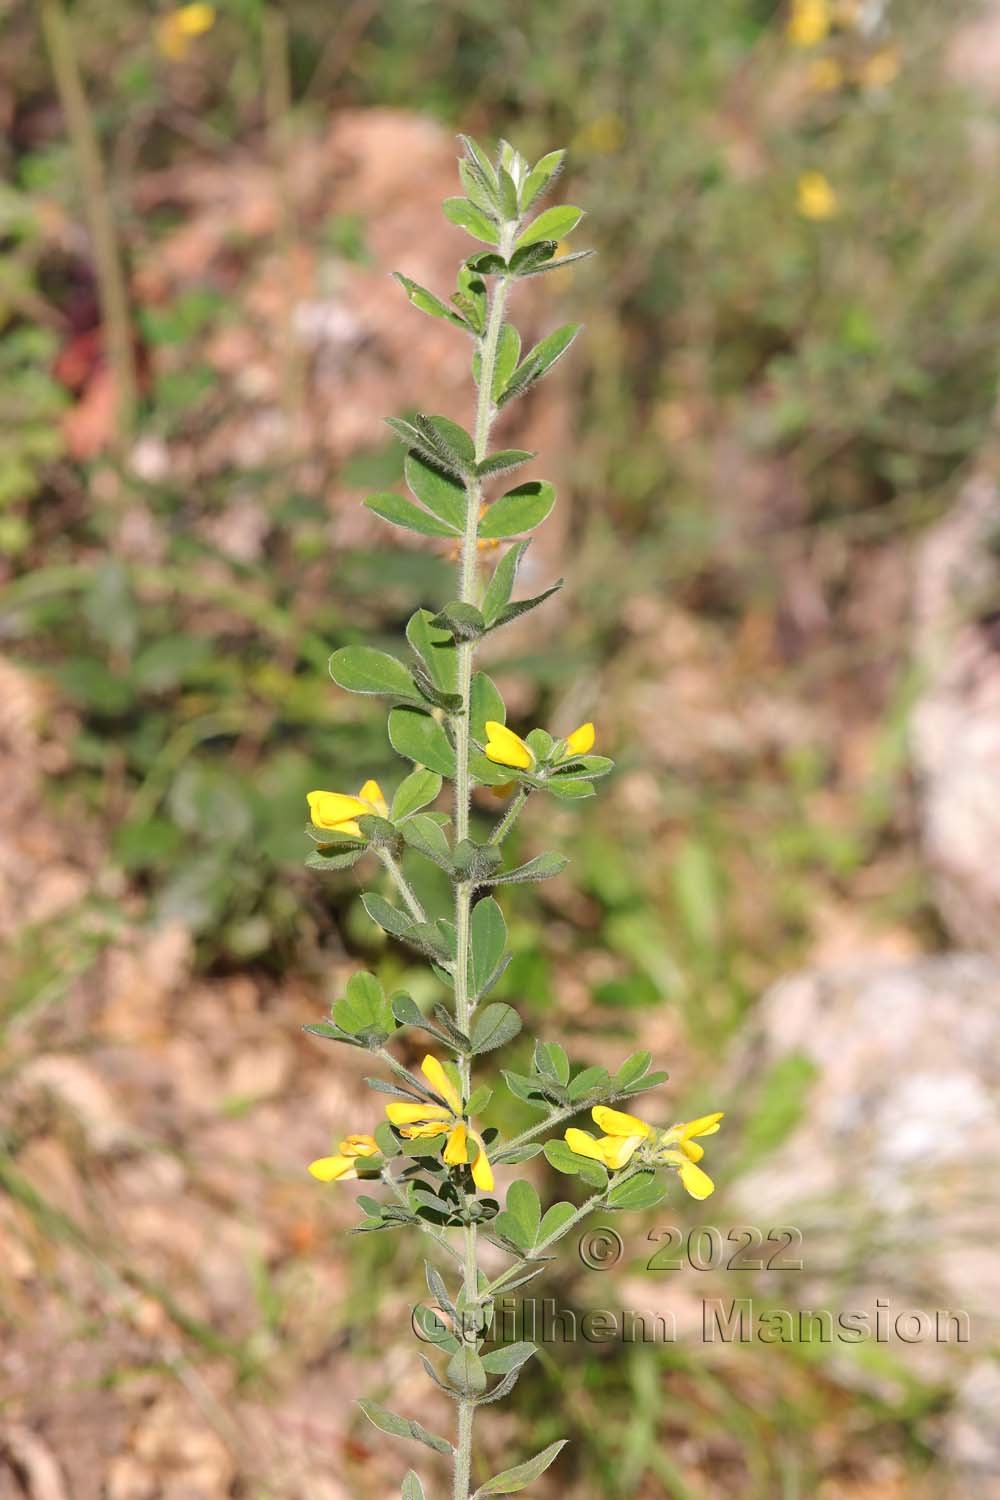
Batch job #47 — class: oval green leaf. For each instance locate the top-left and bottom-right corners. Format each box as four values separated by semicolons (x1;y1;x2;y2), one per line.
388;706;457;777
365;492;460;537
479;481;555;539
329;645;419;699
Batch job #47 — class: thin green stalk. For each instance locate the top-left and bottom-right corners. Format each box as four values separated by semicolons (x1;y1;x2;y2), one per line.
451;242;514;1500
492;1102;579;1163
378;849;427;924
40;0;136;455
382;1167;463;1265
488;786;529;845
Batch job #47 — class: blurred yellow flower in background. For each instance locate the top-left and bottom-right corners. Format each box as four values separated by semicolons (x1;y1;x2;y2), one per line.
861;46;901;88
807;57;845;93
787;0;830;47
156;4;216;61
572;113;626;157
797;171;838;220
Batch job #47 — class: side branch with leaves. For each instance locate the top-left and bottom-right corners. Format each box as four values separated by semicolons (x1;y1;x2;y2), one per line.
303;136;724;1500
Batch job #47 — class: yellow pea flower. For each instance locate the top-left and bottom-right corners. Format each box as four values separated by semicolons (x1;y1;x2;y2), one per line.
307;779;388;839
385;1055;494;1192
797;171;838;221
156;3;216;60
308;1133;379;1182
653;1112;725;1200
483;720;596;770
565;1106;724;1199
484;721;535;771
563;721;595;756
787;0;830;47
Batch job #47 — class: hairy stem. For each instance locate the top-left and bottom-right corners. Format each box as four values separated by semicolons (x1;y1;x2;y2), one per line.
451;243;513;1500
377;848;427;924
382;1166;463;1265
491;1102;579;1162
488;786;529;846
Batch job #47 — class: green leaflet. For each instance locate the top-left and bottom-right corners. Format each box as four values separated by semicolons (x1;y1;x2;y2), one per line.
407;608;459;695
388;706;457;778
390;768;443;821
405;451;469;531
490;323;521;401
474;1440;568;1495
470;1002;521;1054
515;204;584;248
358;1400;453;1456
442;196;500;245
329;645;421;700
469;672;506;740
470;897;507;997
521;149;565;211
393;272;469;330
365;492;459;537
480;481;555;538
481;539;529;624
498;323;581;406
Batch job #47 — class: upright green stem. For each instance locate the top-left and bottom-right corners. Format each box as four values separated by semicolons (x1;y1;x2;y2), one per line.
451;237;514;1500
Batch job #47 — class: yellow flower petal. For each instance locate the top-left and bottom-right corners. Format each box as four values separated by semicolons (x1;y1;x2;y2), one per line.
176;3;216;35
443;1122;469;1165
564;722;595;756
565;1128;606;1162
420;1055;463;1116
385;1101;452;1128
156;4;215;59
797;172;838;222
340;1133;379;1159
359;779;389;817
659;1148;716;1199
307;790;369;831
677;1112;724;1141
591;1105;653;1139
600;1134;646;1169
483;721;535;770
470;1131;494;1192
677;1158;715;1199
678;1139;704;1163
787;0;829;46
307;1154;357;1182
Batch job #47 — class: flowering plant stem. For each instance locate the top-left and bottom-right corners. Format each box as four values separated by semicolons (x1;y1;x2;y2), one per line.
451;241;512;1500
302;137;723;1500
